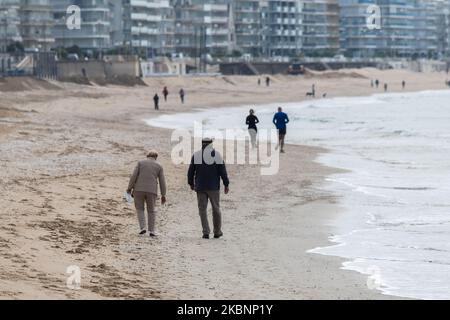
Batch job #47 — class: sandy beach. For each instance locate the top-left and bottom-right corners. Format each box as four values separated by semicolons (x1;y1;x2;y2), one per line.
0;69;447;299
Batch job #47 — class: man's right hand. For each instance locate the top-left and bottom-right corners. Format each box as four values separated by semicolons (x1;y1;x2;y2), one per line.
190;185;195;191
224;187;229;195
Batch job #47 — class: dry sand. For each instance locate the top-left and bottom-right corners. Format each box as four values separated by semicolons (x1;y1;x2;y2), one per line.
0;69;447;299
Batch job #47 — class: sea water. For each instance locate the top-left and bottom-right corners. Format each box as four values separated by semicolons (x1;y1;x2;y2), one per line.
146;90;450;300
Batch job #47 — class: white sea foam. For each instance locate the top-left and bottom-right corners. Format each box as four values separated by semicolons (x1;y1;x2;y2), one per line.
146;90;450;300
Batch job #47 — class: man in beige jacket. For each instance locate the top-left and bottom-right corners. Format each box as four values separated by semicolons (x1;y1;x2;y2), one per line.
127;151;167;237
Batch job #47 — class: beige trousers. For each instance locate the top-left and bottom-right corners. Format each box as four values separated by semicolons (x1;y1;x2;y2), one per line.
133;191;157;233
196;190;222;236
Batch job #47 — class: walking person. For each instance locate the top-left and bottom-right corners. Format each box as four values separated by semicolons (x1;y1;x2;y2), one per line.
127;150;167;237
273;107;290;153
162;86;169;102
246;109;259;148
179;88;185;104
384;83;388;92
258;78;261;86
402;80;406;90
375;79;379;89
266;76;271;87
153;93;160;110
188;138;230;239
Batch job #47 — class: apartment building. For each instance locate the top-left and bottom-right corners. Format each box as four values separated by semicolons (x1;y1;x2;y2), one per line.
51;0;111;52
0;0;22;52
109;0;124;48
233;0;266;56
2;0;446;59
413;0;438;58
302;0;340;56
339;0;384;58
340;0;439;58
435;0;450;58
261;0;340;58
263;0;302;57
173;0;232;57
122;0;174;57
19;0;55;51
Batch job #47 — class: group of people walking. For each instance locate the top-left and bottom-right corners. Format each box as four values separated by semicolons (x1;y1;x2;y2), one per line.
127;139;229;239
371;79;406;92
153;86;186;110
246;107;290;153
127;106;290;239
257;77;272;87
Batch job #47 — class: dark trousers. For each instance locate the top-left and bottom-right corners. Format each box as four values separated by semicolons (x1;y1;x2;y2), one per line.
196;190;222;236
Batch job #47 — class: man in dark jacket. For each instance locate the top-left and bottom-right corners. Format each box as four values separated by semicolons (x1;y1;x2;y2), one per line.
188;138;229;239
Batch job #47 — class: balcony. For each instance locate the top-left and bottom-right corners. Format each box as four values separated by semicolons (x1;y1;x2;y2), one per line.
130;0;171;9
131;13;162;22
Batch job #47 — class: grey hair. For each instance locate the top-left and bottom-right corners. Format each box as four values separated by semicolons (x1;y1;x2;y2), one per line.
147;150;159;159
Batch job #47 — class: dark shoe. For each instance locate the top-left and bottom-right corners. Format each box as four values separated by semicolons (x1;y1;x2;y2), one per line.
214;233;223;239
139;230;147;235
149;233;157;237
202;234;210;239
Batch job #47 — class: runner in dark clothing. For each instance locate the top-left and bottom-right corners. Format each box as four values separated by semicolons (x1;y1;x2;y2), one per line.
273;107;290;153
246;109;259;148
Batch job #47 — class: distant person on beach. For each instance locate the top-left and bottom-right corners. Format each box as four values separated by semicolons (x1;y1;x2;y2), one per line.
258;78;261;86
266;77;271;87
127;150;167;237
375;79;379;88
188;138;230;239
246;109;260;148
163;86;169;102
153;94;160;110
402;80;406;90
273;107;290;153
384;83;388;92
179;88;185;104
371;80;374;88
306;84;316;97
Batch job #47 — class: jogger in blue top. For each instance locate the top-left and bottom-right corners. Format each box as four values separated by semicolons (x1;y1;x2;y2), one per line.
273;107;290;153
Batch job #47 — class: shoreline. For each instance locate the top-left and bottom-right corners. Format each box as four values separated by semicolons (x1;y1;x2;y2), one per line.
1;69;445;299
